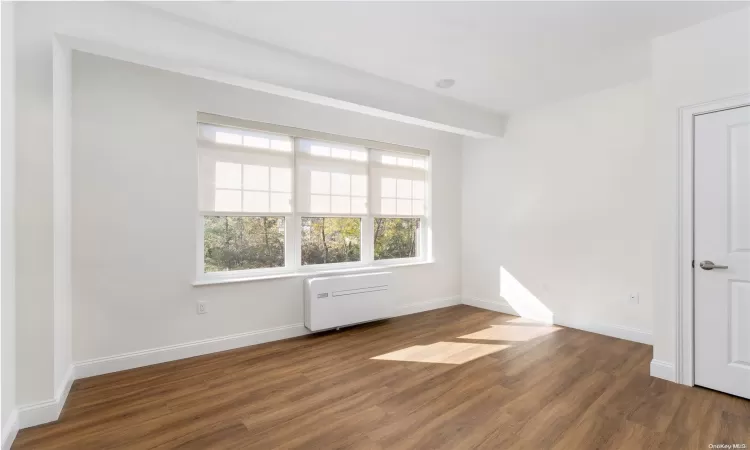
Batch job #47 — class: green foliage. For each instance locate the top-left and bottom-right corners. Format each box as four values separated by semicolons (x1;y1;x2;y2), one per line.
374;218;419;260
204;216;420;272
204;216;284;272
301;217;361;265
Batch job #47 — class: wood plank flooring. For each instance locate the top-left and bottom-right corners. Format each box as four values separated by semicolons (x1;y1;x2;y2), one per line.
13;305;750;449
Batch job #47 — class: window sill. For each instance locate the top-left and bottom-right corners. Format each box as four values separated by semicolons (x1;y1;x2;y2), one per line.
192;259;435;286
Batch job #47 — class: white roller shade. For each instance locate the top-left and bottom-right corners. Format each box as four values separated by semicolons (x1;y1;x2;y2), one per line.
370;149;427;216
296;139;368;215
198;124;294;214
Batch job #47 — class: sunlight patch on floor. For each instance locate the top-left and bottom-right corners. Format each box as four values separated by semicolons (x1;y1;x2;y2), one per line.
457;324;561;342
371;341;509;364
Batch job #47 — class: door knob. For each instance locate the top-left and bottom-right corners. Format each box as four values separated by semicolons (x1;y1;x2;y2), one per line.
699;260;729;270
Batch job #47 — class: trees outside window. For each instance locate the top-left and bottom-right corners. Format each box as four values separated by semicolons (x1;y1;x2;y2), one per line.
301;217;361;265
374;218;420;260
198;117;428;279
204;216;284;272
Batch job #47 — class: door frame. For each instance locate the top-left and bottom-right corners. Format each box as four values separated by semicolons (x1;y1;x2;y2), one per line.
676;93;750;386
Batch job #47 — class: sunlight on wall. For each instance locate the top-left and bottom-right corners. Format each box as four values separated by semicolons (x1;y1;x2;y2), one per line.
371;341;508;364
500;266;554;323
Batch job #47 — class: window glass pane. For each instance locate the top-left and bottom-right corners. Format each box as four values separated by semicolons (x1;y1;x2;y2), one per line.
397;157;413;167
331;147;350;159
413;180;425;200
374;218;420;260
243;165;269;191
351;175;367;197
270;167;292;193
397;199;412;215
310;195;331;213
381;198;397;215
311;145;331;157
396;179;412;198
351;196;367;214
412;199;425;216
215;162;242;189
331;196;351;214
244;136;270;148
270;139;292;152
204;216;285;272
243;191;270;212
351;150;368;162
372;150;427;170
199;123;293;214
215;189;242;212
331;173;351;195
297;140;368;215
270;193;292;213
216;131;242;146
381;178;397;197
301;217;361;265
200;123;292;152
310;171;330;194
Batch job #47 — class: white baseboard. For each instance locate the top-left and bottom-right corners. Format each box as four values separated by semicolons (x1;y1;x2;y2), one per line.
397;295;462;316
554;317;652;345
77;295;463;380
462;297;519;316
1;409;19;450
650;359;676;382
462;296;652;345
75;323;309;380
18;364;75;429
462;296;554;323
14;295;461;430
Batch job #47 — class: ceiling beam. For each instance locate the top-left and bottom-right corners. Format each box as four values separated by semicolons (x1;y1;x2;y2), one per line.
53;2;507;138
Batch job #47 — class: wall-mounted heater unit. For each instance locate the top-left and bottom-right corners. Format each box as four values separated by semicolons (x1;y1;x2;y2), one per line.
304;272;393;332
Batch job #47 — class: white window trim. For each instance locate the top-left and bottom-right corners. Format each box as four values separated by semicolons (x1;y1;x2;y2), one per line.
195;114;432;284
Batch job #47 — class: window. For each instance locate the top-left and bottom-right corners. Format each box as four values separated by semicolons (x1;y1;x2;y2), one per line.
204;216;285;272
371;150;427;216
296;139;369;216
374;218;421;260
197;114;429;280
301;217;361;265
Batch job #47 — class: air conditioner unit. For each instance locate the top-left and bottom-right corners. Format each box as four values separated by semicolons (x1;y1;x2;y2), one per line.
304;272;394;332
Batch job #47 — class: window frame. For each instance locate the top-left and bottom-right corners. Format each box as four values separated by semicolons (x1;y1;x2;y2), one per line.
371;216;425;265
195;114;431;283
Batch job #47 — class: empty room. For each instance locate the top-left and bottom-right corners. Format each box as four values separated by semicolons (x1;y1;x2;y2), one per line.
1;1;749;449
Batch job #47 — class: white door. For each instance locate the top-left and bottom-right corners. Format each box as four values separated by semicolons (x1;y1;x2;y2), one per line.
694;105;750;399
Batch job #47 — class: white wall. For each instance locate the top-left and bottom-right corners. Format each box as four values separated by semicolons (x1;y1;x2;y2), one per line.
461;6;750;371
52;38;73;399
462;79;654;339
15;2;57;406
12;0;466;419
71;52;462;363
649;8;750;373
1;0;18;443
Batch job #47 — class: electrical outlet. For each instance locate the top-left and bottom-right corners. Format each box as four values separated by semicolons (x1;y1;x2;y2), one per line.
628;293;639;305
197;301;208;314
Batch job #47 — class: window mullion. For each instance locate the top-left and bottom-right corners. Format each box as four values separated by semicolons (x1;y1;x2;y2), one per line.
365;147;374;264
290;137;300;271
197;123;429;281
362;214;373;264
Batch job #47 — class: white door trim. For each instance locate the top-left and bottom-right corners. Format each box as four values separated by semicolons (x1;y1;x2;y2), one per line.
677;93;750;386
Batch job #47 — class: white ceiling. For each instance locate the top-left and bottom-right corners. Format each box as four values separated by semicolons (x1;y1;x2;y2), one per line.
149;1;747;113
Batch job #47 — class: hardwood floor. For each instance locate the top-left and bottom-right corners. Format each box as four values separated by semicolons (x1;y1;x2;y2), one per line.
13;305;750;449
